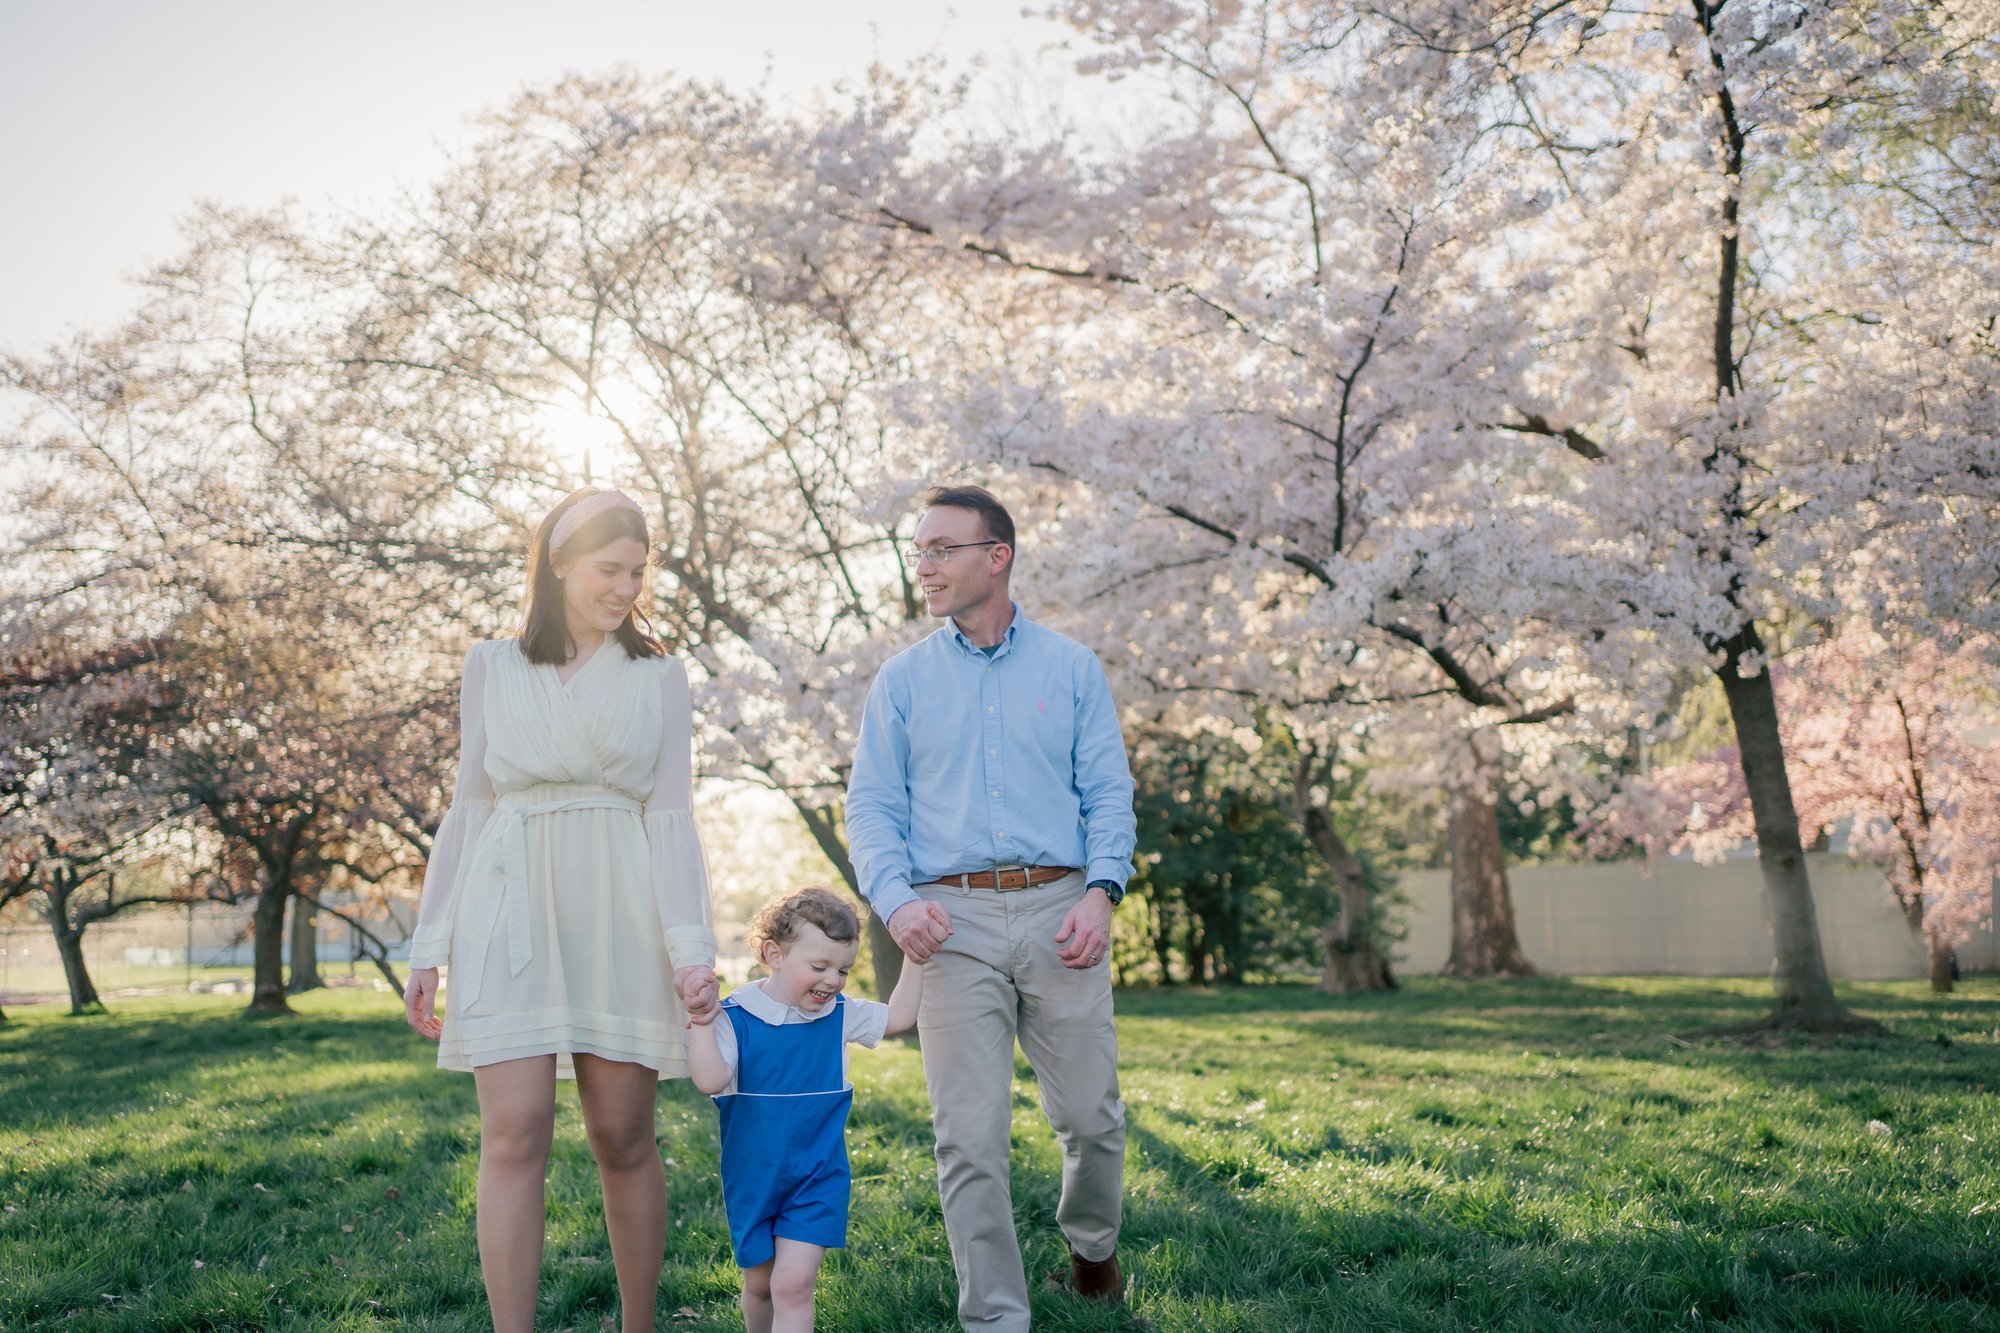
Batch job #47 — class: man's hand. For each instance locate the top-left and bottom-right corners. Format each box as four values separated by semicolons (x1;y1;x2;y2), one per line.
675;964;720;1027
888;899;954;963
1055;886;1114;970
404;967;442;1040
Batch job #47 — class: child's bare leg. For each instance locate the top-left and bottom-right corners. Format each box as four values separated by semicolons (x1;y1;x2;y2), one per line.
741;1257;776;1333
768;1238;825;1333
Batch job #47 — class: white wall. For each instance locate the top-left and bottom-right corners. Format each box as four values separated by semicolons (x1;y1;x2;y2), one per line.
1394;853;1999;979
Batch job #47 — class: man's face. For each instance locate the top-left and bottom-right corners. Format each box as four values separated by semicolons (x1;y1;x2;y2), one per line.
912;505;1008;620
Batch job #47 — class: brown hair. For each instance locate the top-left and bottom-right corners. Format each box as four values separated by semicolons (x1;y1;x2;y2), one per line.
746;886;859;960
519;488;664;665
921;483;1016;549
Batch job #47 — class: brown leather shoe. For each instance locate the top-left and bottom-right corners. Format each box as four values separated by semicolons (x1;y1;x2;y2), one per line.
1069;1247;1124;1304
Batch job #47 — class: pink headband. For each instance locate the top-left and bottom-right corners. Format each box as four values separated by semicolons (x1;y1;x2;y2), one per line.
549;489;644;553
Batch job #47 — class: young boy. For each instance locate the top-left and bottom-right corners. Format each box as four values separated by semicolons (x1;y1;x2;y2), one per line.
686;886;923;1333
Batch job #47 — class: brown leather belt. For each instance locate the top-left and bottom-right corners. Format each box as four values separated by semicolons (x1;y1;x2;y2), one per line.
922;864;1078;891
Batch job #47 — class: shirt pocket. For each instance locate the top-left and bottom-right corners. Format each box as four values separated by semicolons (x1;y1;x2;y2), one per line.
1023;685;1077;772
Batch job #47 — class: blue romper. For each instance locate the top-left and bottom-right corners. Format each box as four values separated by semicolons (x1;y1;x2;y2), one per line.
714;992;854;1269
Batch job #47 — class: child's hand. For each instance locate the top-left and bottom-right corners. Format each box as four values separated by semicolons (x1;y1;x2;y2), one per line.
675;964;720;1025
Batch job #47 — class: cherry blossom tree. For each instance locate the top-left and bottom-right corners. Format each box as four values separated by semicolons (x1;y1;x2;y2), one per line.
785;27;1666;986
3;206;470;1014
1366;0;1999;1028
796;5;1998;1026
314;74;1038;996
1596;628;2000;993
0;648;190;1015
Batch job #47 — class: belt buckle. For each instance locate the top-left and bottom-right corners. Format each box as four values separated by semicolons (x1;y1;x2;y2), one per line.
989;863;1032;891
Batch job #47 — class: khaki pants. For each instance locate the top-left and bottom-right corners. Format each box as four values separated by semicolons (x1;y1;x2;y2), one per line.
914;870;1125;1333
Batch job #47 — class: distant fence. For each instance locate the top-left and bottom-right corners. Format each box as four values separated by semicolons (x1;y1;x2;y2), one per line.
0;899;406;1002
6;853;1987;1000
1396;852;1998;979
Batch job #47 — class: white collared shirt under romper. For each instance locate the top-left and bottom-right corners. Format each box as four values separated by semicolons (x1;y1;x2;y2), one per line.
410;638;719;1078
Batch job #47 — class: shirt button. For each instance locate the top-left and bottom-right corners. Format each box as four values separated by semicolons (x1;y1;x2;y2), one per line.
997;832;1008;840
986;705;995;713
990;789;1000;798
988;747;998;756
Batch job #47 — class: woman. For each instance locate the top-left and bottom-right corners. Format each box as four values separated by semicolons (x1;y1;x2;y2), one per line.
404;486;721;1333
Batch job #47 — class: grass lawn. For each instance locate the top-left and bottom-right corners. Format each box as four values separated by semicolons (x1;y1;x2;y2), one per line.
2;975;1997;1332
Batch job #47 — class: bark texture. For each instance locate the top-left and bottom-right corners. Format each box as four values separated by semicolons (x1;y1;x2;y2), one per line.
1716;650;1867;1030
286;894;323;993
1290;743;1395;993
45;867;104;1015
247;874;294;1015
1439;785;1536;979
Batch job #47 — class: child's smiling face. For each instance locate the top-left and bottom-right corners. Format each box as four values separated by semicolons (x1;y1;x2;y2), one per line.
761;923;860;1013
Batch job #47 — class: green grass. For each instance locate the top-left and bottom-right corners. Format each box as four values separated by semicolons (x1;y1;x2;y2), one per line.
3;976;1998;1332
1;963;291;1002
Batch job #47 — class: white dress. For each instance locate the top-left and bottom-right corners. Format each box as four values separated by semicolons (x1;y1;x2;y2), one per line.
410;637;718;1078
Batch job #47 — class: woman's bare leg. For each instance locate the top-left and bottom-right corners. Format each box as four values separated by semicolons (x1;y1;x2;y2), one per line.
575;1054;666;1333
474;1055;559;1333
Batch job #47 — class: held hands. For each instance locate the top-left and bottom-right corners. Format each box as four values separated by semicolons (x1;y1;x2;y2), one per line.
404;967;443;1041
887;899;954;963
675;964;720;1027
1055;886;1114;970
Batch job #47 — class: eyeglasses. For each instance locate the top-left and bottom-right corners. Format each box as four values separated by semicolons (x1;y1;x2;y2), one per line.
902;541;999;568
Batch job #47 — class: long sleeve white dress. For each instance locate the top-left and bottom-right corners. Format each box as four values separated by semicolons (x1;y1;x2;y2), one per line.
409;637;718;1079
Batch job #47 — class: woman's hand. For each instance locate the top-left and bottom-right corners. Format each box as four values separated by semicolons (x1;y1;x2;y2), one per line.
674;964;720;1027
404;967;443;1040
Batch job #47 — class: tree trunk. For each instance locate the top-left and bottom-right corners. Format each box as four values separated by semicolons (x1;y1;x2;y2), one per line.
286;893;322;993
1293;790;1395;994
1715;645;1866;1030
1440;785;1536;978
793;796;901;1002
1289;740;1395;993
1926;927;1956;995
44;869;104;1015
55;925;100;1015
248;876;293;1015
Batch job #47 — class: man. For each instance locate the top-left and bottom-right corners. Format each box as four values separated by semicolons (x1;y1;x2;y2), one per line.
846;484;1136;1332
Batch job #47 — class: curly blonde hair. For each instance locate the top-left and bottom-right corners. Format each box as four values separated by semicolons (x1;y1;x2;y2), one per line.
746;885;859;961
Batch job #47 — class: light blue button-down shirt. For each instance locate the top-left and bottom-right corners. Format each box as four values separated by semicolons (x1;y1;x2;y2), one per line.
844;605;1137;925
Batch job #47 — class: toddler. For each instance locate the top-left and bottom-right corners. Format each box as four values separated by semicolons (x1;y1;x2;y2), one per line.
687;886;922;1333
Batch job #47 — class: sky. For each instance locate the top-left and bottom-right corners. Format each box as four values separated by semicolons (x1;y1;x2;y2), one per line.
0;1;1089;355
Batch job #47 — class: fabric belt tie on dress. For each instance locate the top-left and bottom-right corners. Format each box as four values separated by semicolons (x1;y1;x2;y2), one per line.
456;783;644;1010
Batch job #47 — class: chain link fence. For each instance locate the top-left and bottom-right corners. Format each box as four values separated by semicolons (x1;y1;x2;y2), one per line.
0;898;412;1004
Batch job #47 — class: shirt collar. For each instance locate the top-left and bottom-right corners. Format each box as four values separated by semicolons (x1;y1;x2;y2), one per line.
949;602;1025;658
729;978;840;1024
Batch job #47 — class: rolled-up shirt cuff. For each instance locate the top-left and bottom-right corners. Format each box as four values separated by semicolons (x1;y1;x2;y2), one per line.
1085;858;1131;890
408;922;452;970
868;879;919;927
665;925;718;973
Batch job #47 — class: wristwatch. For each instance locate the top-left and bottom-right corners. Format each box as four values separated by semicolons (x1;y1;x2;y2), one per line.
1088;879;1125;908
